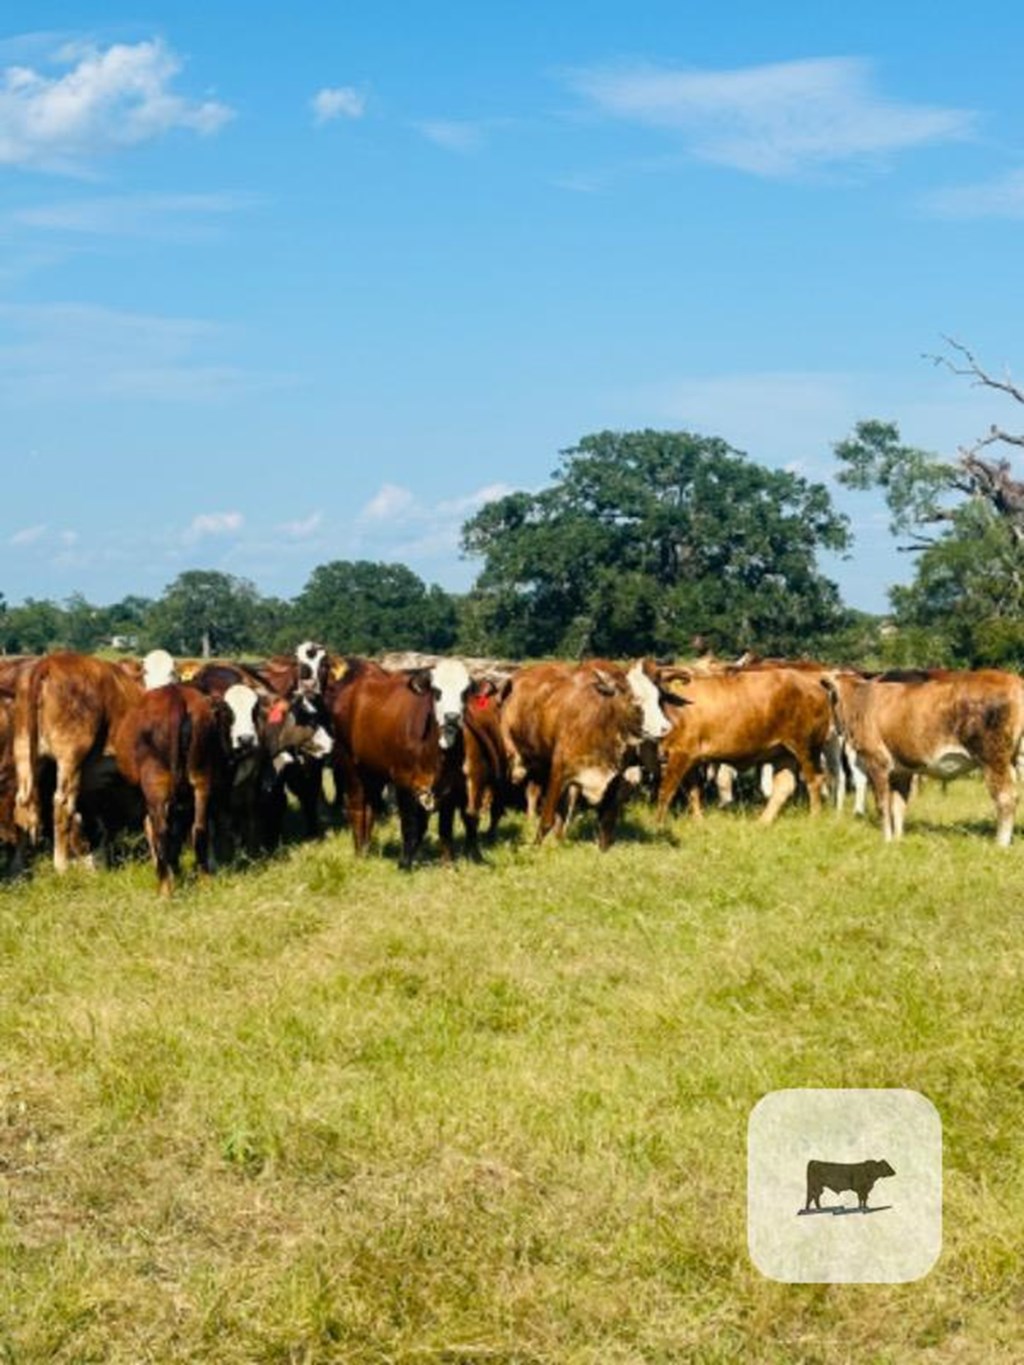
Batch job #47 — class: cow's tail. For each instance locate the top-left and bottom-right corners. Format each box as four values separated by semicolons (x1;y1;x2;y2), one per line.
169;692;192;801
13;660;44;843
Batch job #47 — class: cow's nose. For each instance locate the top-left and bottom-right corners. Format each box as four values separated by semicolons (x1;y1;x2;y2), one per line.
235;734;256;751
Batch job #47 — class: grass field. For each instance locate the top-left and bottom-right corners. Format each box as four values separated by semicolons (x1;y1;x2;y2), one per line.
2;782;1024;1363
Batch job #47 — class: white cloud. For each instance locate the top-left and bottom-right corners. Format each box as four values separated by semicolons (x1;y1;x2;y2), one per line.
360;483;415;522
417;119;485;154
185;511;243;541
0;36;234;172
11;191;258;236
924;168;1024;219
9;523;47;546
311;86;365;124
277;511;323;539
565;57;974;177
354;481;517;565
0;301;295;403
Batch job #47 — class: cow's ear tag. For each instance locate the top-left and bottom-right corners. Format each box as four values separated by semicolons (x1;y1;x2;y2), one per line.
472;693;490;710
268;699;288;724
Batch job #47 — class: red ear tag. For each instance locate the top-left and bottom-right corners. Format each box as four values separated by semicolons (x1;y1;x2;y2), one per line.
472;693;490;710
268;699;288;724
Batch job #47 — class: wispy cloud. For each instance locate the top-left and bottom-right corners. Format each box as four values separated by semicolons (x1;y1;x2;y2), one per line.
360;483;416;522
185;511;244;542
564;57;974;177
924;167;1024;219
9;523;48;546
277;511;323;539
416;119;487;154
0;301;295;404
10;191;259;237
355;481;517;563
311;86;366;124
0;36;234;173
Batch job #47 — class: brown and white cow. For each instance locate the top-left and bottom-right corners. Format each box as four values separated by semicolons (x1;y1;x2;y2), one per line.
329;656;480;867
656;665;832;824
14;652;147;871
500;658;676;849
822;668;1024;845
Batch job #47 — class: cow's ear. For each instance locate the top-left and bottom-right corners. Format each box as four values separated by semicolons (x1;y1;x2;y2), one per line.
820;677;838;700
470;677;498;698
590;666;618;697
407;667;433;695
659;666;692;685
660;689;690;708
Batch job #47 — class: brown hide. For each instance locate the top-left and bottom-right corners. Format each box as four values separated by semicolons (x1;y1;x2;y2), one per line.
112;684;220;892
500;660;642;849
657;667;831;823
456;685;508;851
329;659;460;867
14;652;146;871
0;691;17;850
825;668;1024;844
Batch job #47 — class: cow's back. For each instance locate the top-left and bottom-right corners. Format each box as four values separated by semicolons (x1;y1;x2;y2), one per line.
665;667;830;762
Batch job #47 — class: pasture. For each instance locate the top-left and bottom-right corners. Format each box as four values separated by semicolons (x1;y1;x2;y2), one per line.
2;783;1023;1362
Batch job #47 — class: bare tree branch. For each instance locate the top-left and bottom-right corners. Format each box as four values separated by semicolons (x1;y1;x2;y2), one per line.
925;335;1024;406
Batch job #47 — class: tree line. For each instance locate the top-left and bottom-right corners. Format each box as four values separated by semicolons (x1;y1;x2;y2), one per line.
4;344;1023;667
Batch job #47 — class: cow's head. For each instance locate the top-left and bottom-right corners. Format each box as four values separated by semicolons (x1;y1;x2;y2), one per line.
873;1159;896;1178
287;692;334;759
295;640;328;695
409;658;473;750
222;683;261;753
627;659;685;740
142;649;178;690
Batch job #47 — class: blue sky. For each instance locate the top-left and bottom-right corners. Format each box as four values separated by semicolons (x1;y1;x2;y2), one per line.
2;3;1023;614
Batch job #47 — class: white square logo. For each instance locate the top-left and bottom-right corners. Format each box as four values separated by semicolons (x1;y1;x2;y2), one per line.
748;1088;942;1283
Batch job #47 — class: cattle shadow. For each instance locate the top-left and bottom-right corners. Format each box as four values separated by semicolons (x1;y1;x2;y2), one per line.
886;817;1002;841
797;1205;893;1216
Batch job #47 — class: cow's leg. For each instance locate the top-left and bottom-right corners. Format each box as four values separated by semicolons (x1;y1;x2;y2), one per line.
290;761;322;839
889;771;913;840
396;788;427;870
759;766;797;824
52;756;87;874
343;769;373;854
597;775;625;850
656;749;694;822
462;808;482;862
536;763;566;843
190;772;212;876
862;761;894;840
799;751;825;816
759;763;775;802
525;779;542;822
437;797;456;864
554;782;579;840
715;763;735;808
984;763;1017;847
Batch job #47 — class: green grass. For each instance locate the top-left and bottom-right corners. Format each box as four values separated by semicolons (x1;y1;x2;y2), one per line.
2;783;1024;1362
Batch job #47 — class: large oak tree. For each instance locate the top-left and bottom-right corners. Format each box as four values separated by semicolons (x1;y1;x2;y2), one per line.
461;429;850;658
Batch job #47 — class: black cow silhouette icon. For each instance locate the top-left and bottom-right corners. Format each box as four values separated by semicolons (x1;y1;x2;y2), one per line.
803;1158;895;1213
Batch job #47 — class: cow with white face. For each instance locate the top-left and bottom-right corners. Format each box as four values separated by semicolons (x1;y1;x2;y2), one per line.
626;660;676;742
424;658;473;751
142;649;179;690
295;640;328;696
222;683;261;754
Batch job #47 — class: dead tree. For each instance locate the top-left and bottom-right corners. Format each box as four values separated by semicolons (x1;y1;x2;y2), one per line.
928;337;1024;541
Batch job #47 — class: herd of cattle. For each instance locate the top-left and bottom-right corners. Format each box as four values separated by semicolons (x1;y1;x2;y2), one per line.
1;643;1023;892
